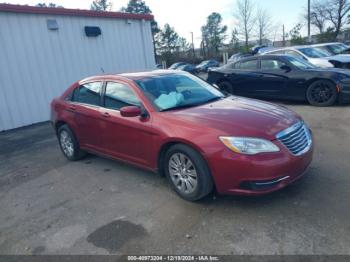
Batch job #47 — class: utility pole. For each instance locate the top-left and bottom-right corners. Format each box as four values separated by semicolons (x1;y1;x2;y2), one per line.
190;32;195;59
283;24;286;47
308;0;311;43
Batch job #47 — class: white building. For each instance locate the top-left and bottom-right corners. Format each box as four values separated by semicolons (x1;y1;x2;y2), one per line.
0;4;156;131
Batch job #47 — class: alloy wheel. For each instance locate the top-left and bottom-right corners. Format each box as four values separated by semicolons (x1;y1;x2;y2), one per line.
168;153;198;194
310;82;334;103
60;130;74;157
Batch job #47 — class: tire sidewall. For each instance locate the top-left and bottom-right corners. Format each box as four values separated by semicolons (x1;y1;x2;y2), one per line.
306;80;337;106
57;125;81;161
164;144;213;201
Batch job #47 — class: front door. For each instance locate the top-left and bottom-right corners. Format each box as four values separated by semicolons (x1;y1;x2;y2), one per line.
258;58;288;98
99;81;154;167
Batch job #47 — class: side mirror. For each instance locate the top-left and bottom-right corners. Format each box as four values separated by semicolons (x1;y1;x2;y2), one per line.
120;106;141;117
280;65;292;72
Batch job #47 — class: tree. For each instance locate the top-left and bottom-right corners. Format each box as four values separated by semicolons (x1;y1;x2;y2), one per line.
121;0;160;36
318;27;337;42
201;12;227;55
256;6;272;45
235;0;255;51
157;24;181;54
121;0;151;13
36;3;63;8
289;24;306;45
178;37;190;52
90;0;112;11
229;28;240;52
324;0;350;40
307;0;328;34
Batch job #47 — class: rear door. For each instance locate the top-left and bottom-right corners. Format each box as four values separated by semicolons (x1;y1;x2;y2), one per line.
69;81;104;151
258;58;289;98
230;59;263;96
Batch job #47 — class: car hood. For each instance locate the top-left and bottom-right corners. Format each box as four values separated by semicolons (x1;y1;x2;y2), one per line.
326;54;350;63
166;97;301;140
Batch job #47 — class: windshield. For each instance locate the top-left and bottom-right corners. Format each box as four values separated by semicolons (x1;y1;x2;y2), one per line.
169;63;184;69
297;47;332;58
286;56;316;69
198;61;209;66
326;44;348;55
135;74;224;111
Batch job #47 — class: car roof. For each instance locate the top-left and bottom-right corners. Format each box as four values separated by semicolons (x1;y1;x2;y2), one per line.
263;45;310;53
79;70;186;83
311;42;344;47
234;54;289;63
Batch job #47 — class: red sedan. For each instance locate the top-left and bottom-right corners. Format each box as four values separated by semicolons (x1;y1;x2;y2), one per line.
51;71;313;201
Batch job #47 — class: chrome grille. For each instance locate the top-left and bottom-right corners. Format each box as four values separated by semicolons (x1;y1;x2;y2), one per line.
276;121;312;156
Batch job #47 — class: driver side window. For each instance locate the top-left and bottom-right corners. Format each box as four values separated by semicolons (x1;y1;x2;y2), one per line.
104;82;141;110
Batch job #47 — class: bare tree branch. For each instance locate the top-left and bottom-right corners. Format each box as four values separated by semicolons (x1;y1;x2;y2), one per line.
323;0;350;40
256;6;272;45
234;0;256;50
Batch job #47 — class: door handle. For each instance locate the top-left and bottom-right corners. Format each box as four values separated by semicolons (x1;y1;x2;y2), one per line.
101;112;111;118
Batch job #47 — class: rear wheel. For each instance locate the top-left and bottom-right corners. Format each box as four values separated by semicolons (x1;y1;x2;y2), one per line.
306;80;337;106
58;125;86;161
217;81;234;95
164;144;214;201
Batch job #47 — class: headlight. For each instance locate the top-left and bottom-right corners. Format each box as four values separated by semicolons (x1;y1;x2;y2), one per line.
219;136;280;155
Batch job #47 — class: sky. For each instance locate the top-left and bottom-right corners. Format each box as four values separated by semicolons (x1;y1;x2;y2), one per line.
2;0;310;46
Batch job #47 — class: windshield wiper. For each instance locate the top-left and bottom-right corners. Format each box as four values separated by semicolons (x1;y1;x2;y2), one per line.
160;104;200;112
201;96;225;104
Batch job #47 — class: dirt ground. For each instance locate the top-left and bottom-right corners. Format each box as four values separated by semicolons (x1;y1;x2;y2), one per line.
1;101;350;255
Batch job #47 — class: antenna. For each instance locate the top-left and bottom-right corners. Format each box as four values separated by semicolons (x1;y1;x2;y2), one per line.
101;67;105;73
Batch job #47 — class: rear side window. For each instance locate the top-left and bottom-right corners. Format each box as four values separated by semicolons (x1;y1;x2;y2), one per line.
236;60;258;70
104;82;140;110
72;82;102;106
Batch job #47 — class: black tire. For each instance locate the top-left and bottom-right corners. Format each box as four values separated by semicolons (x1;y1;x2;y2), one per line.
218;81;234;95
164;144;214;201
57;125;86;161
306;80;337;106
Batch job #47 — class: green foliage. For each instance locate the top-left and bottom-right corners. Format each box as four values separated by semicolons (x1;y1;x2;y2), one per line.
289;24;306;45
156;24;180;54
201;12;227;55
155;24;192;65
317;27;337;43
121;0;160;36
229;29;240;52
121;0;151;14
36;3;63;8
90;0;111;11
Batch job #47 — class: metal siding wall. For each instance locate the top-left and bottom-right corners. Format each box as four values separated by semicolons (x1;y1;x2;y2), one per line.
0;13;155;131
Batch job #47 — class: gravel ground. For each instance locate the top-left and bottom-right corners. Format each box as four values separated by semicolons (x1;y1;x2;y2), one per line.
0;100;350;255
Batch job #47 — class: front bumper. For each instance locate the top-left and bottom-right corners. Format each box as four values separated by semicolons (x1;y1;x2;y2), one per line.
207;140;314;196
339;83;350;104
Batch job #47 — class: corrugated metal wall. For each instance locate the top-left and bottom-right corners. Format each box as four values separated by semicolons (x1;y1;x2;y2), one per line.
0;12;155;131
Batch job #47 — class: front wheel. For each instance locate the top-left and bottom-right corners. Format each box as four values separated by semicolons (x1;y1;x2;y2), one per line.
164;144;214;201
306;80;337;106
